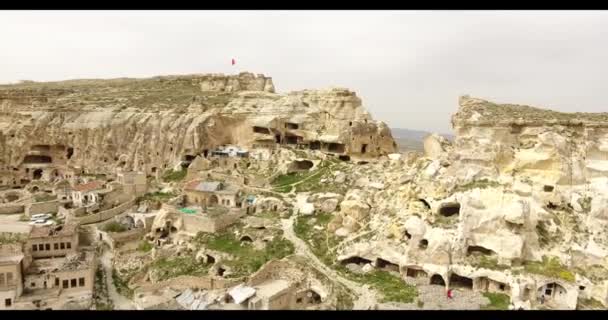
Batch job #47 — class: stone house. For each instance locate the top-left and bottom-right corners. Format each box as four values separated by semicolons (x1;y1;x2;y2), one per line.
0;244;25;310
26;223;78;259
71;180;104;207
184;180;243;208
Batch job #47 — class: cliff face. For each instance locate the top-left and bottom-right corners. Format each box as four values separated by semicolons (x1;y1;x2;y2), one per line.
0;72;396;187
332;96;608;309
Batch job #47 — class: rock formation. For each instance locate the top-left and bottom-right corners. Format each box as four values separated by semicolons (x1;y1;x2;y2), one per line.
0;72;396;188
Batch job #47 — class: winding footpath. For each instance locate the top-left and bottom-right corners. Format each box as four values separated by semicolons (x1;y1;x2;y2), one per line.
100;249;137;310
280;216;378;309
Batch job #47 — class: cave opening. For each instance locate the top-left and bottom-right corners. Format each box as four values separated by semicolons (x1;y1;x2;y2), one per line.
419;199;431;210
543;185;554;192
419;239;429;250
449;273;473;290
309;141;321;150
285;122;299;130
66;147;74;160
33;169;43;180
438;203;460;217
466;245;496;256
23;155;52;164
361;144;368;154
327;143;345;154
285;135;301;145
240;235;253;243
253;126;271;134
340;256;372;266
404;230;412;240
338;155;351;162
406;268;428;278
376;258;399;272
293;160;314;171
430;274;446;286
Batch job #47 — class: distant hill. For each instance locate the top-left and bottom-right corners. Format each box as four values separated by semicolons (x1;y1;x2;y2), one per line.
390;128;454;152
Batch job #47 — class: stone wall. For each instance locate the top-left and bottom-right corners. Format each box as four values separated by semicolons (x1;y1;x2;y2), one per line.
134;275;243;295
0;203;24;215
97;228;145;250
25;199;59;216
71;198;136;225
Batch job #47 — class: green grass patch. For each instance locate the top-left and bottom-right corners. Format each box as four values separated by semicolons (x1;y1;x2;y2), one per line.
193;231;294;278
523;256;575;282
577;298;605;310
102;221;128;233
294;213;339;266
337;268;418;303
112;269;134;299
274;185;293;193
149;256;211;281
470;256;510;271
162;169;186;182
0;233;27;244
334;286;355;310
137;240;153;252
272;172;308;187
481;292;510;310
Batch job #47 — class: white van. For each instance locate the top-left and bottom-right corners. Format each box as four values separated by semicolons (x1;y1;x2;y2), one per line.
30;213;52;221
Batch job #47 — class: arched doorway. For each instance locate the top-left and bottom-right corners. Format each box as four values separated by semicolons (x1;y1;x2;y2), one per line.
208;195;219;206
430;274;446;286
538;282;568;306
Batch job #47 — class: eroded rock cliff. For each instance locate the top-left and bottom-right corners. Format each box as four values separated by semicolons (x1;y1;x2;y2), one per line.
0;72;396;187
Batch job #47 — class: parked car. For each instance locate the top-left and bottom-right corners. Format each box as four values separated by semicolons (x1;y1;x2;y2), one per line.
30;213;52;221
29;219;54;226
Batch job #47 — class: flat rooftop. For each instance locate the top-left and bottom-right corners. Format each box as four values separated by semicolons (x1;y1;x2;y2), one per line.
29;222;78;239
27;250;95;274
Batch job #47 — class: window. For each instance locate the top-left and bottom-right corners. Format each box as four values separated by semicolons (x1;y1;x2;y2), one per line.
38;244;44;251
45;243;50;251
32;244;38;251
5;298;11;307
55;278;59;286
31;282;36;287
63;280;69;289
499;284;506;291
79;278;85;287
71;279;77;287
6;272;13;285
60;243;65;249
54;243;59;250
66;242;71;249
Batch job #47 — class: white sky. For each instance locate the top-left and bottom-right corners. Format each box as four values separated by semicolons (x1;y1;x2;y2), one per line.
2;10;608;133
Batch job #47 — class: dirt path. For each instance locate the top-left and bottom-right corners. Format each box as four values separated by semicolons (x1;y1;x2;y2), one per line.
280;216;378;310
100;249;136;310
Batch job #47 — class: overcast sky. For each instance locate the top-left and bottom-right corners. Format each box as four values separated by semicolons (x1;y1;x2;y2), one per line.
2;10;608;133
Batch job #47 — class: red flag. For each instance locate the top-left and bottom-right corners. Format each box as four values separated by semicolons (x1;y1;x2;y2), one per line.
231;58;235;66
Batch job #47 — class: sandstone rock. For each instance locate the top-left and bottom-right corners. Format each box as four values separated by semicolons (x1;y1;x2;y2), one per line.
345;263;362;273
334;172;346;184
388;153;402;161
335;227;350;238
320;198;339;213
361;263;374;273
369;182;385;190
340;199;371;221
